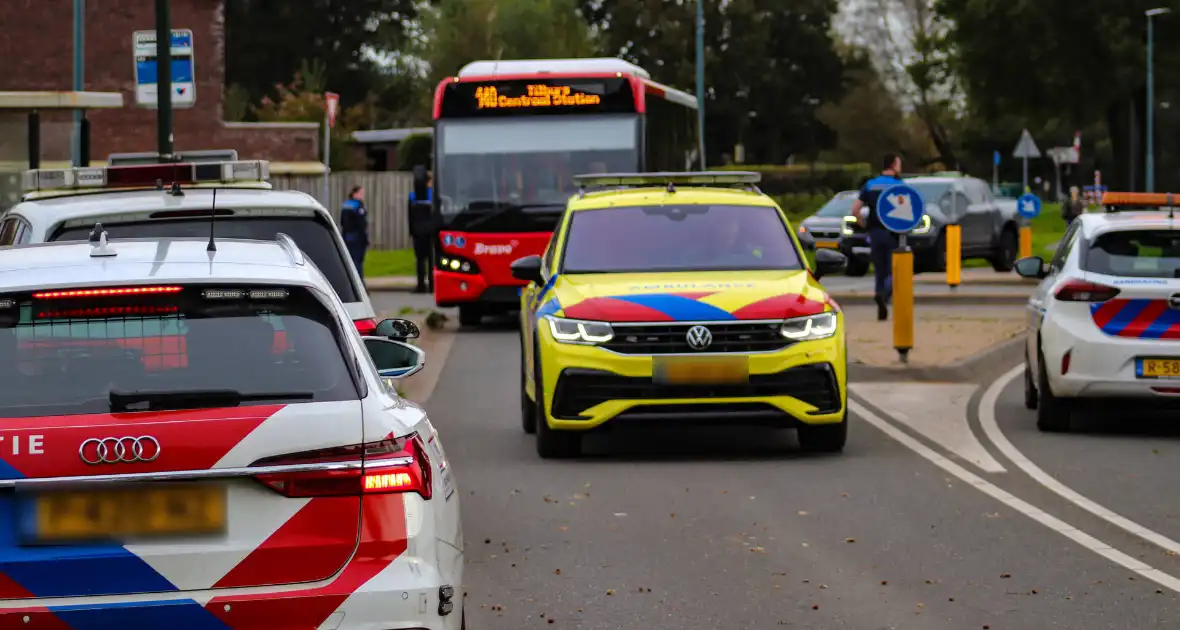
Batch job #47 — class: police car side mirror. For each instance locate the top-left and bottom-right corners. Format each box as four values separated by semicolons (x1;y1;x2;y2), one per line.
374;318;419;341
1014;256;1048;279
813;248;848;280
510;255;545;285
363;337;425;379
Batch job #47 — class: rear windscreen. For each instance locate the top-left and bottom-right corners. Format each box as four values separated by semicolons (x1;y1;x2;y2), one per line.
50;216;360;303
0;286;359;418
1085;230;1180;278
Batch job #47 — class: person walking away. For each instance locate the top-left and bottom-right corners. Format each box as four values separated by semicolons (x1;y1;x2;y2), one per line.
851;154;905;321
1063;186;1084;227
408;166;435;294
340;186;369;282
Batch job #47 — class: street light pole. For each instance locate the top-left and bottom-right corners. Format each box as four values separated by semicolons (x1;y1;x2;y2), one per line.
71;0;84;167
1146;7;1170;193
155;0;174;160
695;0;706;169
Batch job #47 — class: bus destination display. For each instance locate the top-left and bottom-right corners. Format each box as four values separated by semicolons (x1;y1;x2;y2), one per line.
439;78;636;118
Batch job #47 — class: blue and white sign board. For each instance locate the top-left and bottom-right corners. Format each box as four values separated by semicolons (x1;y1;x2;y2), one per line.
133;29;196;109
876;184;926;233
1017;193;1042;219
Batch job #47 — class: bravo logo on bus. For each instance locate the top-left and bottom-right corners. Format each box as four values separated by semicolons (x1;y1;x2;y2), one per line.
474;241;517;256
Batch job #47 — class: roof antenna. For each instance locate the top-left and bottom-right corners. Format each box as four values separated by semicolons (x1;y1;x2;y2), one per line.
88;222;116;258
206;188;218;252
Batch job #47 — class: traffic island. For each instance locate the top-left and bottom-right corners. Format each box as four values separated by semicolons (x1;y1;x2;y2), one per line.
845;304;1026;382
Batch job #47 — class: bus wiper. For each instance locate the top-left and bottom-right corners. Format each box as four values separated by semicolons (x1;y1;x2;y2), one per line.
461;202;563;230
110;389;315;412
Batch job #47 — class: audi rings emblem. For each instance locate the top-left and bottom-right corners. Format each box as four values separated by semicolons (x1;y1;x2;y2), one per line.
79;436;161;465
685;325;713;350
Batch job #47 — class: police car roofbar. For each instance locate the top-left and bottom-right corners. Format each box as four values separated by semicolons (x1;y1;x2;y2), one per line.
20;160;270;193
1101;191;1179;218
573;171;762;189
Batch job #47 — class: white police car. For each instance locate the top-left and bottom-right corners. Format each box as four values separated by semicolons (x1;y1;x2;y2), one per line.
1018;192;1180;432
0;230;463;628
3;153;381;335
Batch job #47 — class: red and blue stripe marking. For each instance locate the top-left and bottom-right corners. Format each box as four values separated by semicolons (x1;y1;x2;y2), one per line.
558;292;828;322
1091;299;1180;338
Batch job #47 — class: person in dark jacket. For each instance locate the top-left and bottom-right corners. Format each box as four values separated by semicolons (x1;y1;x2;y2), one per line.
1063;186;1084;227
340;186;369;280
407;169;435;293
851;154;905;321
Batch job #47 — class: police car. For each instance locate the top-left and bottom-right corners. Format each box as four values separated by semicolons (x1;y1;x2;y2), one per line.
1018;192;1180;432
4;152;381;334
0;231;463;628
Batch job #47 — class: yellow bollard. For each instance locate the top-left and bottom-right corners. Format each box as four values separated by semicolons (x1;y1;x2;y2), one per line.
1019;225;1033;259
892;246;914;363
945;224;961;288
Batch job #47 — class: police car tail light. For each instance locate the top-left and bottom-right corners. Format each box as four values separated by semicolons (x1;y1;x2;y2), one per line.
32;285;183;299
780;312;838;341
354;318;379;335
21;160;269;193
547;317;614;344
1054;280;1120;303
251;434;432;500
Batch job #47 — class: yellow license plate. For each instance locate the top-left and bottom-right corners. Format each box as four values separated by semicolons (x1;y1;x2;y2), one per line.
815;240;839;249
654;356;749;385
33;484;226;542
1139;358;1180;379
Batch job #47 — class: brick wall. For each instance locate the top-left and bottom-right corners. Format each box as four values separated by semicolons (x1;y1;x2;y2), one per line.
0;0;318;162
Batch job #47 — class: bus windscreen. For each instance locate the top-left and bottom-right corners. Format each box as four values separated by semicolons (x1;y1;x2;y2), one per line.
438;77;637;118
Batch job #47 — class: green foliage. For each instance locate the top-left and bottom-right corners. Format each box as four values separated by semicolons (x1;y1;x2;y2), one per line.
772;193;832;221
579;0;847;165
395;134;434;171
252;72;369;170
718;163;872;196
422;0;595;83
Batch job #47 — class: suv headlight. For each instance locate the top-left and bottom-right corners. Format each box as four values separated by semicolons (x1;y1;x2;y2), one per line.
912;214;933;235
841;215;857;235
781;312;838;341
546;317;614;344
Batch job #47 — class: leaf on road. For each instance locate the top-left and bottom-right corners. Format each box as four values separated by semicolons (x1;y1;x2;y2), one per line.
555;569;561;575
1000;573;1011;579
797;511;809;516
606;589;615;595
845;538;856;544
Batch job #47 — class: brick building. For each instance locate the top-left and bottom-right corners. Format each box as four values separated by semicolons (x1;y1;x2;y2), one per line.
0;0;321;169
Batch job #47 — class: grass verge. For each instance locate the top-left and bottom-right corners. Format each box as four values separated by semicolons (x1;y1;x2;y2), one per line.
365;249;416;277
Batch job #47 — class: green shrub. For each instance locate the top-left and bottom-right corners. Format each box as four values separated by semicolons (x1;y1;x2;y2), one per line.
396;133;434;171
719;163;871;196
772;193;831;223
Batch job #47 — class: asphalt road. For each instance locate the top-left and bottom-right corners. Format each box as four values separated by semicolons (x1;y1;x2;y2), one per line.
368;288;1180;629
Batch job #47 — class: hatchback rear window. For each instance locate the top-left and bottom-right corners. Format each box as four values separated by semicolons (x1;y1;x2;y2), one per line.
0;285;359;418
50;216;360;303
1085;230;1180;278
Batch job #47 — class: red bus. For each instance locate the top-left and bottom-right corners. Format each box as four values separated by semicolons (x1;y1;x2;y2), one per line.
430;58;700;325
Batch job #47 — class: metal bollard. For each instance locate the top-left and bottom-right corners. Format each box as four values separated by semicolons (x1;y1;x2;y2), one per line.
1019;225;1033;259
892;244;914;363
945;224;961;288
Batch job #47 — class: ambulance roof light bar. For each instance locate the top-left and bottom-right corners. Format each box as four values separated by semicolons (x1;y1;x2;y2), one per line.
1101;191;1179;219
574;171;762;196
21;160;271;194
107;150;240;166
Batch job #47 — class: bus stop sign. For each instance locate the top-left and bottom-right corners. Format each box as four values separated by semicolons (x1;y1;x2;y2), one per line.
133;29;196;109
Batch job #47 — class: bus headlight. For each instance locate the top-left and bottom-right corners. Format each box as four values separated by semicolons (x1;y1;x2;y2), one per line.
546;317;614;344
438;254;479;274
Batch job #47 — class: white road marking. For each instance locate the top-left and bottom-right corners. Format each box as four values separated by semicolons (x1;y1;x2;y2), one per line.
850;399;1180;593
979;365;1180;556
850;382;1007;472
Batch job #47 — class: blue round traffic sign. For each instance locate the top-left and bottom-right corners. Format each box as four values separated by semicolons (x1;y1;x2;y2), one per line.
875;184;927;233
1016;193;1042;219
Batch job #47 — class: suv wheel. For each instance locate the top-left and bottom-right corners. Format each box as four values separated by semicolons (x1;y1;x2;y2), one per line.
991;226;1018;272
844;257;869;277
458;305;482;327
520;333;537;434
797;413;847;453
1023;358;1038;410
920;232;948;273
533;337;582;458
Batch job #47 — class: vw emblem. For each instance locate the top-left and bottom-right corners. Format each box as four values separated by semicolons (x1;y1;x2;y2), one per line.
79;436;161;465
1170;294;1180;310
685;325;713;351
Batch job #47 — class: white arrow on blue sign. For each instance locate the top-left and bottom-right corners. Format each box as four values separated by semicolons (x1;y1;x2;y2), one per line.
1016;192;1042;219
875;184;927;233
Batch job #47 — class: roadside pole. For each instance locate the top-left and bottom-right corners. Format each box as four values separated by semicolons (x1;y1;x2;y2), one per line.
876;184;927;364
695;0;706;169
992;150;1000;195
945;223;961;288
71;0;85;166
1013;129;1040;196
1016;193;1041;259
323;92;339;206
154;0;173;159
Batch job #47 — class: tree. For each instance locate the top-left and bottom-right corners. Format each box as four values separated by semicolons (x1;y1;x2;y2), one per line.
252;70;371;170
225;0;424;120
580;0;847;165
421;0;595;84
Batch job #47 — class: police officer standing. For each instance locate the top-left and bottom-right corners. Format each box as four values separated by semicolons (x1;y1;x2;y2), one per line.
340;185;369;281
851;153;904;321
407;166;435;294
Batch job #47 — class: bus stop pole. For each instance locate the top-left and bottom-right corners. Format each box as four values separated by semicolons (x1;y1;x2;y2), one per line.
695;0;706;169
71;0;84;166
155;0;174;160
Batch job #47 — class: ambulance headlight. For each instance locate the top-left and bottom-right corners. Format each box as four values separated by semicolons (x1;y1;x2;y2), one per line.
781;312;838;341
546;317;614;344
